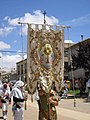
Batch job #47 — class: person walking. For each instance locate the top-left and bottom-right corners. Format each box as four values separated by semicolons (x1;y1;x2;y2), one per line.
0;82;10;120
37;82;58;120
10;80;27;120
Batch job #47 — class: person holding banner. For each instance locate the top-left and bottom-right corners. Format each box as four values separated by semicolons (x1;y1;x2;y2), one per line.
10;80;27;120
37;82;58;120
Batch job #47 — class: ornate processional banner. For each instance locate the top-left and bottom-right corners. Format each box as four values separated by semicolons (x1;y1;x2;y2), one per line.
27;24;64;94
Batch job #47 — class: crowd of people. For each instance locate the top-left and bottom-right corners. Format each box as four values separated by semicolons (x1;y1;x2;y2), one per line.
0;78;90;120
0;79;59;120
0;80;28;120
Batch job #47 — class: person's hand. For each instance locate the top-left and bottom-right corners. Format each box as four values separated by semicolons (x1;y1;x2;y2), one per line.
24;96;28;101
49;97;58;106
49;97;53;103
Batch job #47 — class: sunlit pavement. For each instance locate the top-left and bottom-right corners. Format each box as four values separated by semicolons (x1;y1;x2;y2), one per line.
58;98;90;120
0;95;90;120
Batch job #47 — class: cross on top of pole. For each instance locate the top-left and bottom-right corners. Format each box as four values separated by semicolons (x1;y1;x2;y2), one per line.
43;10;46;24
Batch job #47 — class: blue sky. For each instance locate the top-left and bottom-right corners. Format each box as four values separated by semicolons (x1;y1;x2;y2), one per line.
0;0;90;70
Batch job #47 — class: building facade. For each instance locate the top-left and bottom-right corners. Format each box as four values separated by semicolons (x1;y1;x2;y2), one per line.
16;59;27;82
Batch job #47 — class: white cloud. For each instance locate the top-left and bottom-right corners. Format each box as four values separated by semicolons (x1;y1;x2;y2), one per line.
3;10;59;35
24;54;27;59
5;10;59;26
64;40;74;43
4;16;9;21
22;10;58;25
0;28;3;35
2;12;90;37
17;50;21;53
8;17;19;26
0;27;14;36
62;14;90;27
0;41;11;50
13;40;17;43
0;53;27;69
0;54;22;69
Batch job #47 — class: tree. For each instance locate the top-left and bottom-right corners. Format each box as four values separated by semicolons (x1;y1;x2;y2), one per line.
72;42;90;77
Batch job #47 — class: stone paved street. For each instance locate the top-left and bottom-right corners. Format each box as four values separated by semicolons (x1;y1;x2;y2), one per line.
0;95;90;120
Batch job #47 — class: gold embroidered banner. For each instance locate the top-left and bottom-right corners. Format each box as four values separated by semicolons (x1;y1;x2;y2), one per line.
27;24;64;94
